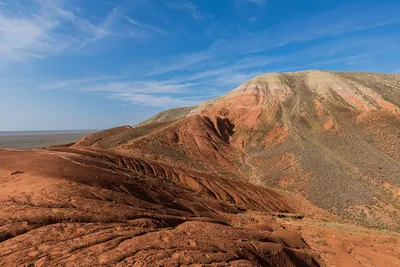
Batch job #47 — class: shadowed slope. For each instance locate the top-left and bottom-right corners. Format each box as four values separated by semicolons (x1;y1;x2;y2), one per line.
0;148;321;266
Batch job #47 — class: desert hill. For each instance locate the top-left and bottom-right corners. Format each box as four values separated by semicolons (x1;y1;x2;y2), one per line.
0;147;326;266
1;70;400;266
76;70;400;231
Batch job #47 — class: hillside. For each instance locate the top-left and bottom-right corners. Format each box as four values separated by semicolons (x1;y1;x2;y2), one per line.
0;147;324;266
1;146;399;266
76;70;400;231
2;70;399;266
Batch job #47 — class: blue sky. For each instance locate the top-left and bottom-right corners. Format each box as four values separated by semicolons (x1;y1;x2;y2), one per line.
0;0;399;131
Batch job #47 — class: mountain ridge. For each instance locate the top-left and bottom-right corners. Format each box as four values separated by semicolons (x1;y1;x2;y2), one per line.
76;70;400;230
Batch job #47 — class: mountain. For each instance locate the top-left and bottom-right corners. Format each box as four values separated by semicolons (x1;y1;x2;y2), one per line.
1;70;399;266
76;70;400;231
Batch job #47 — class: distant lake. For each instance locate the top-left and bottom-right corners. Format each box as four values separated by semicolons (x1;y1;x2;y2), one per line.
0;131;95;149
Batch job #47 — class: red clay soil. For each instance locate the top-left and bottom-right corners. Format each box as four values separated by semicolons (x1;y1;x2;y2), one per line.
0;148;321;266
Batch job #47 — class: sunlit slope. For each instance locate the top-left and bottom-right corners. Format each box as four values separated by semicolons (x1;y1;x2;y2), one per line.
76;70;400;230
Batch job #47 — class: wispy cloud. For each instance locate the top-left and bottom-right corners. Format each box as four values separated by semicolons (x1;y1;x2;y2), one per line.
82;80;198;94
122;51;214;78
124;1;400;80
42;77;198;93
248;17;259;22
108;93;206;108
0;1;169;61
40;75;122;90
0;1;75;61
80;7;168;47
41;17;400;108
142;31;396;86
164;0;205;20
236;0;267;6
248;0;267;4
79;7;121;46
124;16;167;35
0;1;11;7
12;0;400;111
42;76;207;107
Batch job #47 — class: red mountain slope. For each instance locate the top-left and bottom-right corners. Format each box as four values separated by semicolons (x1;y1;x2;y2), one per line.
76;71;400;231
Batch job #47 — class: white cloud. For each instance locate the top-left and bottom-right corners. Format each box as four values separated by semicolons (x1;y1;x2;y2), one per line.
41;75;208;108
21;0;400;111
0;1;169;62
82;80;197;94
42;76;203;106
40;75;122;90
79;7;155;47
124;16;167;35
80;7;121;46
0;1;75;61
43;76;198;93
108;93;205;108
41;29;397;108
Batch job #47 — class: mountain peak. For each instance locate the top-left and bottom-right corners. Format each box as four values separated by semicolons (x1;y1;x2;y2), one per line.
191;71;400;121
74;70;400;231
